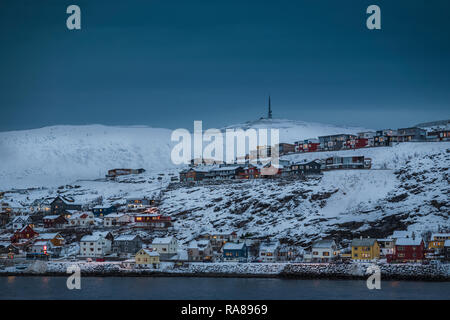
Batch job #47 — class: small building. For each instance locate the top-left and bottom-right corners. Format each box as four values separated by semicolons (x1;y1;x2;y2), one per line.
290;160;322;175
27;240;50;260
126;198;156;210
390;237;425;263
199;232;239;252
306;239;338;262
324;156;370;170
104;213;131;227
79;231;113;258
92;205;117;217
50;196;82;216
36;233;65;247
236;165;260;179
318;134;358;151
133;212;172;229
276;143;296;155
428;233;450;252
135;248;160;269
395;127;426;142
351;238;380;261
187;239;213;262
150;236;178;259
223;242;248;262
377;238;395;257
43;215;68;229
210;166;244;180
106;168;145;179
66;212;95;228
294;139;320;153
179;168;209;182
427;130;450;141
112;234;143;257
258;241;281;263
11;225;39;243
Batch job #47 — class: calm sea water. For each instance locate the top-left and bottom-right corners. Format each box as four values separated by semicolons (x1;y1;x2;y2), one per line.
1;276;449;300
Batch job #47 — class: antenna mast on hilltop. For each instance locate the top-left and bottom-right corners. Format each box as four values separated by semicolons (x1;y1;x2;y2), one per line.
268;96;272;119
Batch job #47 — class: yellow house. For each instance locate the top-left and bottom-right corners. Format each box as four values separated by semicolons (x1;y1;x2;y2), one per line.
351;238;380;261
428;233;450;250
135;248;160;268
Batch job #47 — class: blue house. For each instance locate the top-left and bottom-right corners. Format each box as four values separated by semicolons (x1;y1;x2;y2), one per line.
92;205;116;217
222;242;248;262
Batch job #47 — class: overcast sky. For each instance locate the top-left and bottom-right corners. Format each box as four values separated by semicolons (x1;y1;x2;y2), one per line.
0;0;449;132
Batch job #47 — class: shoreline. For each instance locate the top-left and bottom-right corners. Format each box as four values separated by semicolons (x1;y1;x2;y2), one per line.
1;261;449;282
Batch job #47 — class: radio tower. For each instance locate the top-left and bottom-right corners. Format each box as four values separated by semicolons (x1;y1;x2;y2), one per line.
268;96;272;119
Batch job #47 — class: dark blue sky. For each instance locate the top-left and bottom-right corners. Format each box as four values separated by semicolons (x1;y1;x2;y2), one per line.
0;0;449;132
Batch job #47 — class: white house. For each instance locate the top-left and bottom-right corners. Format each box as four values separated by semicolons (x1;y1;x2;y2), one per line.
103;213;131;227
377;238;395;257
66;212;95;228
258;241;280;262
150;236;178;259
11;216;31;230
305;239;338;262
79;231;113;258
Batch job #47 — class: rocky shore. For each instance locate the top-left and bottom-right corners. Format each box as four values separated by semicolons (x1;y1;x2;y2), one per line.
1;261;449;281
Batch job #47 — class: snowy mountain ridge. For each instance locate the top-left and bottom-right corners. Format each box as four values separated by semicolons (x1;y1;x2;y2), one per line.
0;119;370;189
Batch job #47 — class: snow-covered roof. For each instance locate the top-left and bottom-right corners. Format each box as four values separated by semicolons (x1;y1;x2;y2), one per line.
81;231;110;242
444;240;450;247
211;166;241;172
115;234;139;241
33;241;48;246
351;238;377;247
152;236;174;244
396;238;423;246
391;230;413;239
37;233;60;240
223;242;245;250
142;248;159;256
188;240;210;249
43;215;61;220
259;241;280;252
431;233;450;239
104;213;127;218
312;239;335;249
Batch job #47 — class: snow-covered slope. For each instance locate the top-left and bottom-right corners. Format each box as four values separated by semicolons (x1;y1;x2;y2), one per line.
0;125;176;189
0;119;369;189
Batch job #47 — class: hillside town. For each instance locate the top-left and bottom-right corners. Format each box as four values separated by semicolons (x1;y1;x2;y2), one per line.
0;117;449;275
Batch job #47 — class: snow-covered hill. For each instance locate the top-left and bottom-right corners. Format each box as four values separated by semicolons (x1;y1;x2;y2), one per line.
0;125;176;189
224;118;368;143
0;119;369;189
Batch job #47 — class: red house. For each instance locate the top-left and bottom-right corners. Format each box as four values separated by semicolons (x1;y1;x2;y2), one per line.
236;165;260;179
11;225;39;243
43;215;68;228
295;139;320;153
389;237;425;263
134;209;172;229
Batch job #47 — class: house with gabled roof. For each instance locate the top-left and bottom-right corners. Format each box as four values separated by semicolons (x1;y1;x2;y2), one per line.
305;239;338;262
43;215;67;229
11;216;31;230
150;236;178;259
112;234;143;257
351;237;380;261
135;248;160;268
258;241;281;262
390;237;425;263
50;196;82;215
223;242;248;262
187;239;213;262
79;231;113;258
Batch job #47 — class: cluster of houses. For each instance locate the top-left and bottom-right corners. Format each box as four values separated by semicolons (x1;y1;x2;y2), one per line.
285;126;448;155
180;155;371;182
1;193;449;270
304;231;450;264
